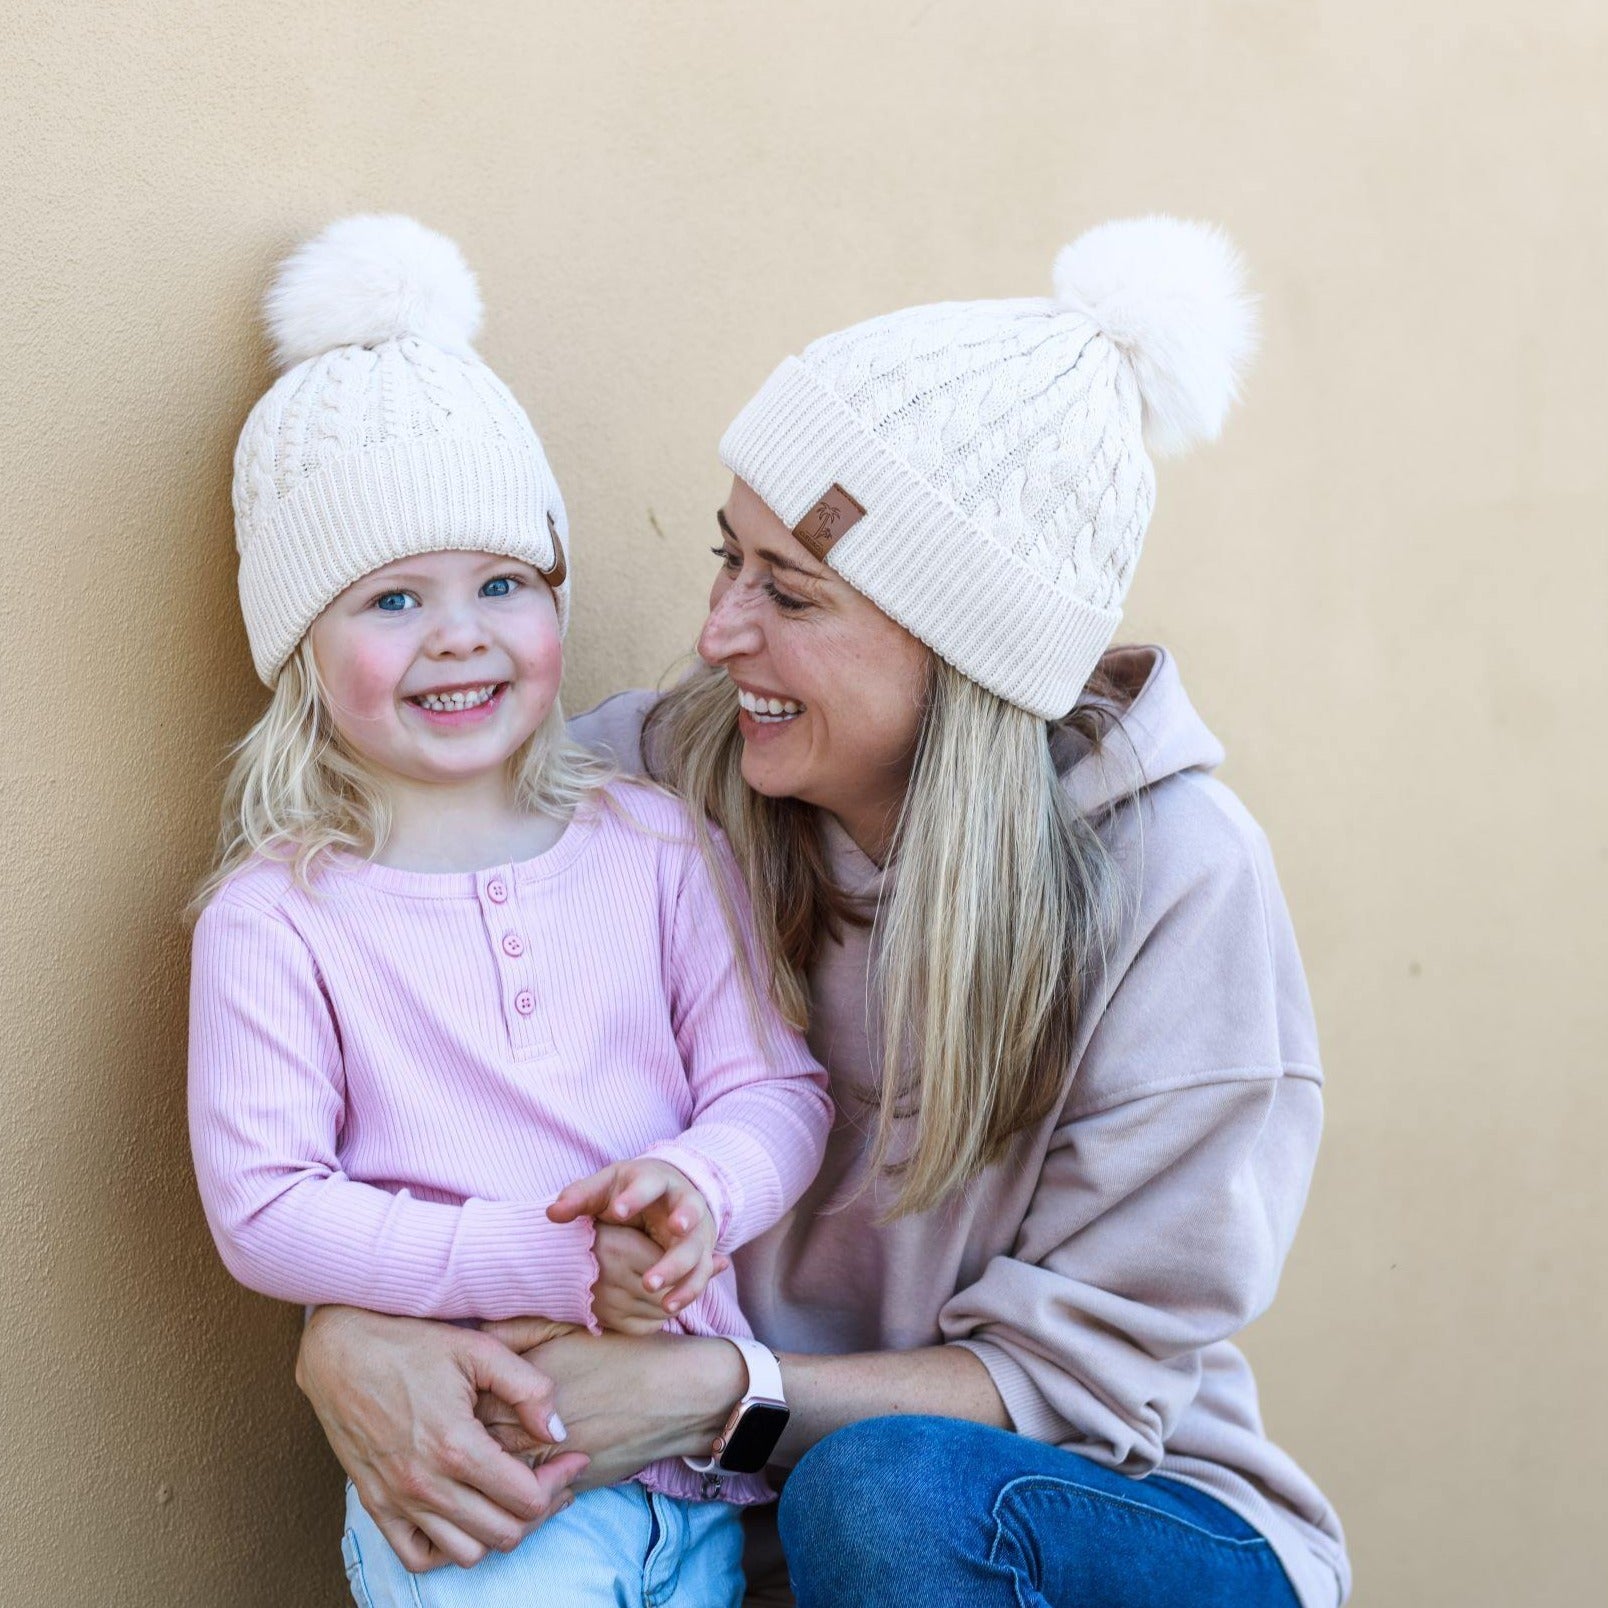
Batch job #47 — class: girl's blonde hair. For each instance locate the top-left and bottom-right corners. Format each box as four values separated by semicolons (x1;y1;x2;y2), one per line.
644;656;1130;1217
194;639;612;910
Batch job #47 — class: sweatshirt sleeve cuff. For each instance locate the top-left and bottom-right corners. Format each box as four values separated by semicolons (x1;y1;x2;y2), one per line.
950;1337;1077;1445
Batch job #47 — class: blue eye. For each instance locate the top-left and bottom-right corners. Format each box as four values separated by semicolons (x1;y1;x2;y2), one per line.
374;591;417;612
481;576;519;598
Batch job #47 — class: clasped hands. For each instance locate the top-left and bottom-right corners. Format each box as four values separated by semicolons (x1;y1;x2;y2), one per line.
473;1155;727;1470
470;1158;728;1476
547;1155;731;1335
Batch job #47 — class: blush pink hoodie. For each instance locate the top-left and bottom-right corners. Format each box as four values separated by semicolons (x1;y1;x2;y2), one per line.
572;645;1349;1608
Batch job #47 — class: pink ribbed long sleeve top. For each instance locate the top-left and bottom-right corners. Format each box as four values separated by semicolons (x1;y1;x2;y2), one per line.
189;780;832;1504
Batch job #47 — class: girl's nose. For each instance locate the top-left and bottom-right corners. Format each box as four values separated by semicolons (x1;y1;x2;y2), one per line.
697;582;763;666
426;599;491;658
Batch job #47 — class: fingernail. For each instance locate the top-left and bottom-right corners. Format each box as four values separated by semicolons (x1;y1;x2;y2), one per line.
615;1203;630;1217
645;1274;662;1290
548;1414;567;1442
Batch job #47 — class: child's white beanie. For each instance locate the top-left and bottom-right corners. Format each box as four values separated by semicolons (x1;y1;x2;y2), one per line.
232;215;569;685
719;216;1258;719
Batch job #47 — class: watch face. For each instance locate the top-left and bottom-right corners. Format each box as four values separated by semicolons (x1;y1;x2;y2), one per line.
718;1402;791;1474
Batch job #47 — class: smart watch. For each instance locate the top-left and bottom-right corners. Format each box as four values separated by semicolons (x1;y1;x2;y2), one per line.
684;1337;790;1485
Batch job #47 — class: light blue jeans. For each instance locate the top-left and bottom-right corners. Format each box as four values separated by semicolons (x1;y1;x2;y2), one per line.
341;1480;744;1607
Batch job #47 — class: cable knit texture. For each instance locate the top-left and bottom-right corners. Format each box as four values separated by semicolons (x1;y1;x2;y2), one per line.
232;216;569;683
720;217;1255;719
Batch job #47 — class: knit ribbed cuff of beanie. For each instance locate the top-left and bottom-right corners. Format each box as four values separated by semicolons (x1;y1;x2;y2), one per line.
719;357;1122;721
239;432;569;684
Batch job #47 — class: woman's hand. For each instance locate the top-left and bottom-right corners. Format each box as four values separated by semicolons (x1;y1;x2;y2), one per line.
480;1318;746;1489
295;1306;589;1572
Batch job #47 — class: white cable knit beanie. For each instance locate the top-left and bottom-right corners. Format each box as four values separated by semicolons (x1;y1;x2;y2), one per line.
719;215;1258;719
232;215;569;685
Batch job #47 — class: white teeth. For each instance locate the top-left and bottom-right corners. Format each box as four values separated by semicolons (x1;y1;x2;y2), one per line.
736;688;803;720
414;684;499;712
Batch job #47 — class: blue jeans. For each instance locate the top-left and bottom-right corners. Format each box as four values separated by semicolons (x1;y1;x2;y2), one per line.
777;1418;1301;1608
342;1480;743;1607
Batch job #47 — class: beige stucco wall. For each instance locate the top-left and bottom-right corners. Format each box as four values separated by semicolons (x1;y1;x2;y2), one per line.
3;3;1604;1602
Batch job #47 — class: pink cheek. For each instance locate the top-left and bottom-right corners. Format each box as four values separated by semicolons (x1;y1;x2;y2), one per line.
520;633;564;689
328;644;411;724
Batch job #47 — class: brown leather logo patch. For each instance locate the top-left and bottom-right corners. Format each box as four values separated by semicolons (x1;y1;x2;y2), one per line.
792;483;865;560
541;510;568;586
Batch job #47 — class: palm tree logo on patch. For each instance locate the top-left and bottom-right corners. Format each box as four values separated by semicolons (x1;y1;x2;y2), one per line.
793;483;866;558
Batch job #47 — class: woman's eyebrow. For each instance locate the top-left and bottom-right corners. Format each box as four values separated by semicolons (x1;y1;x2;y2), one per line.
716;508;828;580
762;550;826;580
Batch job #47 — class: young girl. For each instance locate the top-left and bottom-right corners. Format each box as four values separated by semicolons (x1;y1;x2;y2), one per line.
188;215;833;1607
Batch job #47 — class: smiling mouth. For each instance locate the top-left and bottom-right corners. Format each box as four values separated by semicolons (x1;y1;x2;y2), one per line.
736;687;805;724
407;682;506;713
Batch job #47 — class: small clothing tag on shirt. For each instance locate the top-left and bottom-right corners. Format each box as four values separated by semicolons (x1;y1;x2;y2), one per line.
792;483;865;560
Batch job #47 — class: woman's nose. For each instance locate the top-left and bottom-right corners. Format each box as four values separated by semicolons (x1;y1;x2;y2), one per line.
696;582;763;665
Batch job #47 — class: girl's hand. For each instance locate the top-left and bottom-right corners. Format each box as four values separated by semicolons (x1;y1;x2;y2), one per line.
295;1306;589;1572
590;1222;733;1335
549;1159;722;1319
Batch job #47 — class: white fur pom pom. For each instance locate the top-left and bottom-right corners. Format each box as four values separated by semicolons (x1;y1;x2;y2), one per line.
264;214;484;370
1052;216;1258;456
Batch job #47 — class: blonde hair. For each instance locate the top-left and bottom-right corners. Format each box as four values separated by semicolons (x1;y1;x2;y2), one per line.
194;639;612;910
645;656;1129;1217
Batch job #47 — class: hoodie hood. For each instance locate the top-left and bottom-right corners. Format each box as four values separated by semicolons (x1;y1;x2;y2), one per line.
819;644;1225;892
1056;644;1226;817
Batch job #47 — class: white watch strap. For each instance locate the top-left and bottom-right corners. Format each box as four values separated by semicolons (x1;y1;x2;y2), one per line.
682;1337;785;1475
726;1335;784;1403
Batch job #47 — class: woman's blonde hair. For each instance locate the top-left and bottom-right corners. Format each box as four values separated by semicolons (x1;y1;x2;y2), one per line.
194;639;612;910
644;655;1129;1217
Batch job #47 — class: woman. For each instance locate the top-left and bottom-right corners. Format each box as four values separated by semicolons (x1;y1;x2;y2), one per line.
298;216;1350;1607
